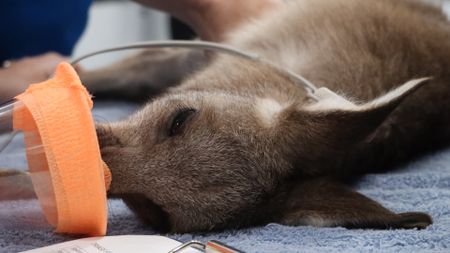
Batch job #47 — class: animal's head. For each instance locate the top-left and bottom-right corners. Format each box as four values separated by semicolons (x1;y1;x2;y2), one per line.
97;59;427;232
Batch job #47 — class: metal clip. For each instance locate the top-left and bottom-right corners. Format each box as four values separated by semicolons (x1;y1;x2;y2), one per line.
169;240;244;253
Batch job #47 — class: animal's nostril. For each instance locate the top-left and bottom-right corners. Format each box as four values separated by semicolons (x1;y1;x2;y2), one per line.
99;146;114;159
96;126;108;148
98;135;120;149
96;124;121;148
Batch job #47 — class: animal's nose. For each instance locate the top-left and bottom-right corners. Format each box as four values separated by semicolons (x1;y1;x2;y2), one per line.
95;124;108;149
96;123;121;149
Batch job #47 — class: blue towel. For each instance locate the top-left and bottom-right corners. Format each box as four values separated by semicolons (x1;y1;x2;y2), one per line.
0;102;449;253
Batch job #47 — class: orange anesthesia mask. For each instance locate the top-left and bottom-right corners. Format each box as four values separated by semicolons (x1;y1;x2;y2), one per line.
0;62;111;236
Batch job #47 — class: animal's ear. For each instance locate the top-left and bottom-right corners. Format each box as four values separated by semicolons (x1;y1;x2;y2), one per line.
307;77;429;112
283;78;429;147
268;178;432;229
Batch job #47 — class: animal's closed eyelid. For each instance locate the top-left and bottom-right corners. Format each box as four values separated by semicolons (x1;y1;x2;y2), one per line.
166;108;198;137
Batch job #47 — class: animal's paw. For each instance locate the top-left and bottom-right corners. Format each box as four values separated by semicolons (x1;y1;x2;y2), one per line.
396;212;432;229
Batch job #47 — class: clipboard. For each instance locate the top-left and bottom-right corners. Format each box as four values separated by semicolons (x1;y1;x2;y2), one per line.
22;235;244;253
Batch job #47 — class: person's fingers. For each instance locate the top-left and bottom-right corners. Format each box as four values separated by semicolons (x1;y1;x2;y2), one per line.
134;0;284;41
0;52;69;102
11;52;67;79
36;52;69;74
198;0;284;41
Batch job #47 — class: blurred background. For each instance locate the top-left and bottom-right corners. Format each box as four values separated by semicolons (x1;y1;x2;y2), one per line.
72;0;195;70
60;0;450;70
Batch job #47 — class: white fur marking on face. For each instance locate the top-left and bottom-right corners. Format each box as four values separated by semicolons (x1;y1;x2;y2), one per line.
255;98;284;126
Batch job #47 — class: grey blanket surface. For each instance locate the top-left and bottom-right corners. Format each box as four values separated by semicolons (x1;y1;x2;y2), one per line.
0;102;449;253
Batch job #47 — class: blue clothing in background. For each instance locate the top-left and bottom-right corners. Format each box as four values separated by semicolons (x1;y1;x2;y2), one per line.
0;0;92;62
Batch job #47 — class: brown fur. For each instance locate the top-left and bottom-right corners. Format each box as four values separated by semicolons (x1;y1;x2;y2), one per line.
72;0;450;232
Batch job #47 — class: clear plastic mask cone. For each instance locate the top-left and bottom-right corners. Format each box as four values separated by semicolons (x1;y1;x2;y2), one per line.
0;62;110;236
0;99;57;230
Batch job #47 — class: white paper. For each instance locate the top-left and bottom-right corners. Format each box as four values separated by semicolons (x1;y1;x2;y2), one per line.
22;235;201;253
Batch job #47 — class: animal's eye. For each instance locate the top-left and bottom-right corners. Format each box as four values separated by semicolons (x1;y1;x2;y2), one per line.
168;108;197;137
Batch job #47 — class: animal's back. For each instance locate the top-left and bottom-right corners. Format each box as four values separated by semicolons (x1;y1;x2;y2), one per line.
227;0;450;172
231;0;447;94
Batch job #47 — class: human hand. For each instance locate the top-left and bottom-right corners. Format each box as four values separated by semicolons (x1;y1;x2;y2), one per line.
134;0;283;41
0;52;67;103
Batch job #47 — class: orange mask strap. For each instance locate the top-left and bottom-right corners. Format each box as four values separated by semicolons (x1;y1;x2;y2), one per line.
13;62;110;236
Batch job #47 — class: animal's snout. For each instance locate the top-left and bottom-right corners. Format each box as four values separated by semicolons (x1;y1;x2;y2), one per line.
95;124;123;172
96;124;122;149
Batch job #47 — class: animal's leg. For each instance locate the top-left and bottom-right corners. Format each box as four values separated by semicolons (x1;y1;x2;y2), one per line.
80;48;209;102
271;178;432;229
